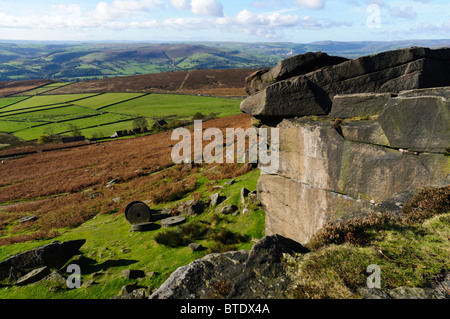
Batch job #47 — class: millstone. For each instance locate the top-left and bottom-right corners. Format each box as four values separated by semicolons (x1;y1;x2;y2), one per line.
161;216;186;227
131;222;156;232
125;201;153;225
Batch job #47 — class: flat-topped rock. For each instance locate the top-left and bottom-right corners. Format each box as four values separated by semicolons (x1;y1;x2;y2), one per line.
379;89;450;152
330;93;395;119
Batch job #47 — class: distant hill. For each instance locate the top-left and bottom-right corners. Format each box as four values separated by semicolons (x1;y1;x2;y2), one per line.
0;43;276;82
0;40;448;82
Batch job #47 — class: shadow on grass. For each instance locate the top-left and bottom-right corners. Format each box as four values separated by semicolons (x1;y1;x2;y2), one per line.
73;256;139;275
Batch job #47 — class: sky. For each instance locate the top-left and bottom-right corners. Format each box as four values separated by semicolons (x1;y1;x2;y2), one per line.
0;0;449;43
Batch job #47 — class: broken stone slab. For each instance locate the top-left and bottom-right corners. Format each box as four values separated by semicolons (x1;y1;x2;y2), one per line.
241;47;450;118
245;52;348;95
340;120;390;147
378;89;450;152
185;200;205;216
15;266;50;286
105;178;119;187
241;76;331;118
210;193;225;206
113;285;149;299
18;215;37;223
37;270;68;287
0;239;86;280
397;86;450;99
121;269;146;280
220;205;238;215
240;187;250;205
176;200;205;216
188;243;204;252
330;93;395;119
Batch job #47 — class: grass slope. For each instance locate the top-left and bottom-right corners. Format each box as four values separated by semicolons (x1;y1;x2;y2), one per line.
0;167;264;299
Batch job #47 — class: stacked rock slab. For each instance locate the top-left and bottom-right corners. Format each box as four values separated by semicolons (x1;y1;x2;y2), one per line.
241;47;450;245
241;47;450;119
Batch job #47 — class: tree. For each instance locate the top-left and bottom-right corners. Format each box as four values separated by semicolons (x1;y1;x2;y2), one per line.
132;117;148;131
67;124;82;137
37;135;52;144
192;112;205;121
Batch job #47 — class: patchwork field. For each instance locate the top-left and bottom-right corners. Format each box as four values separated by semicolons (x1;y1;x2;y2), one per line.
0;88;243;142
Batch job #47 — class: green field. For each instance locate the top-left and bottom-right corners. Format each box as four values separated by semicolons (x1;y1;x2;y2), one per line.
103;93;241;120
0;96;30;110
0;92;242;141
72;92;146;109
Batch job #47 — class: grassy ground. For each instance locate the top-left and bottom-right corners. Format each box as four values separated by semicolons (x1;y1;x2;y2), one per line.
286;186;450;299
0;167;264;299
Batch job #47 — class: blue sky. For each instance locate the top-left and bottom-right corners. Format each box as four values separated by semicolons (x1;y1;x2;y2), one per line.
0;0;449;42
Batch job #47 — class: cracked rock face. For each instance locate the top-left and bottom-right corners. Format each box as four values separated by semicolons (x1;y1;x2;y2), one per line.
257;91;449;244
241;47;450;246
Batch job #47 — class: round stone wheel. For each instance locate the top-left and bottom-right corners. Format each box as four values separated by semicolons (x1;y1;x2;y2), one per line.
131;222;156;232
125;201;153;225
161;216;186;227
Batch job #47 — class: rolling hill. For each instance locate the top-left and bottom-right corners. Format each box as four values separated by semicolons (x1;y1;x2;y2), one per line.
0;42;276;82
1;40;448;82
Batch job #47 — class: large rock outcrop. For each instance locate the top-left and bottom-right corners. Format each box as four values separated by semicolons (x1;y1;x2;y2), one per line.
149;234;308;299
241;47;450;245
241;47;450;119
0;239;86;281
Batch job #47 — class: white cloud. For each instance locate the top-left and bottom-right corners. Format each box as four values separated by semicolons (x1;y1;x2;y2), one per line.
236;9;266;25
390;6;417;19
293;0;325;10
235;9;299;27
190;0;224;17
91;0;161;21
170;0;190;10
252;0;286;8
409;20;450;34
299;15;351;29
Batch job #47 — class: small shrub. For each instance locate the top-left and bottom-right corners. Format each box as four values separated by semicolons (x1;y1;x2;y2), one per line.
211;229;248;245
309;212;394;250
402;186;450;224
37;135;52;144
155;229;187;247
154;222;210;247
192;112;205;121
207;242;237;254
